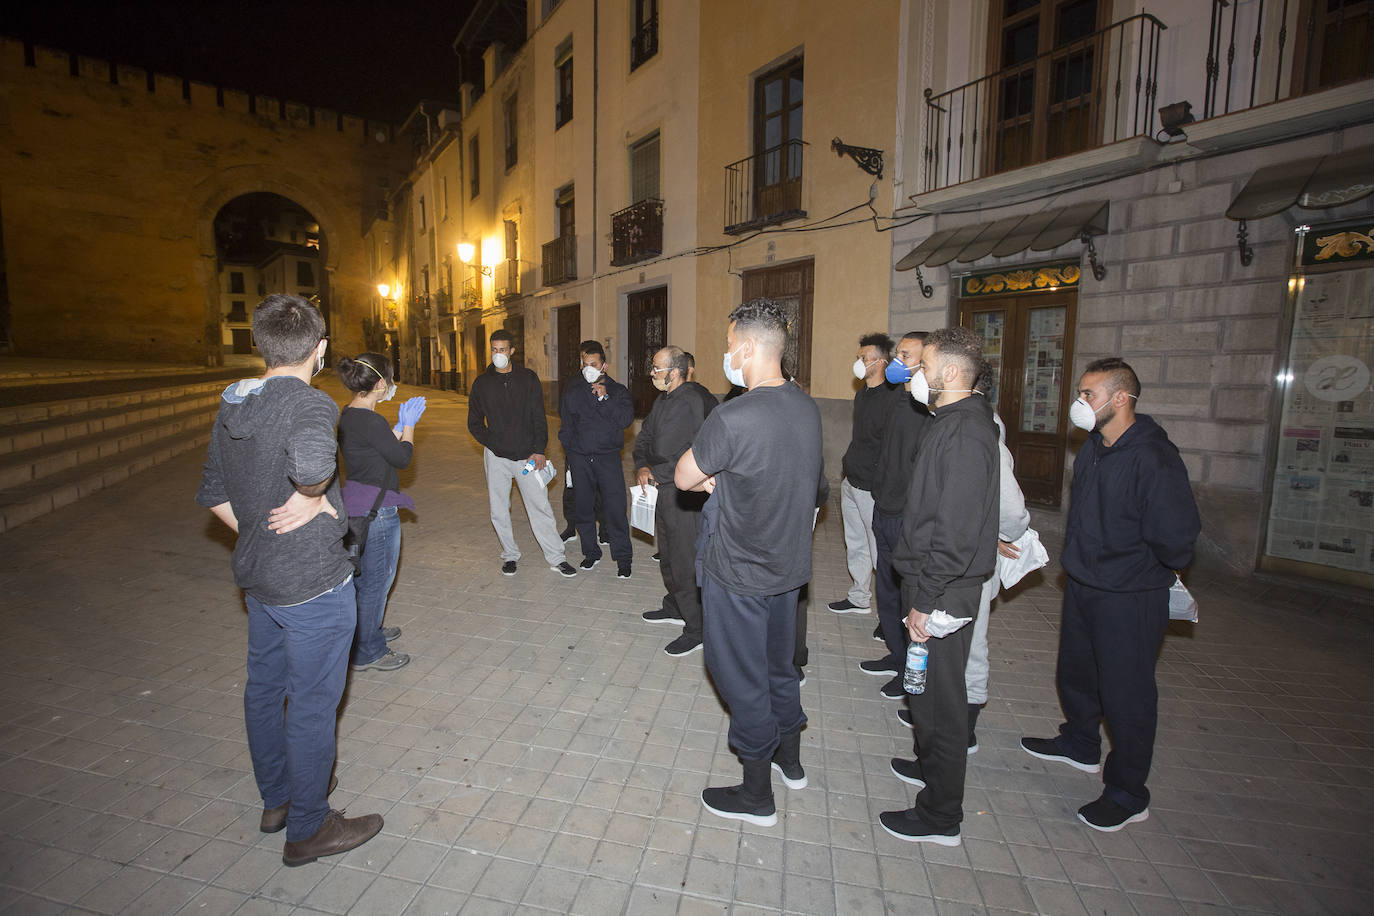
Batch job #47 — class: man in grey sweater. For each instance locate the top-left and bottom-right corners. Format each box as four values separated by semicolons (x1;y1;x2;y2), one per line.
196;295;383;866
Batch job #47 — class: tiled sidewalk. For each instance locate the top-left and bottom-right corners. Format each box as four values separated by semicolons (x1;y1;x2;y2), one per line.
0;383;1370;914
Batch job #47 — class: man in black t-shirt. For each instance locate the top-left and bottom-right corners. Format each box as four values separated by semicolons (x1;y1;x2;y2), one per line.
676;299;825;828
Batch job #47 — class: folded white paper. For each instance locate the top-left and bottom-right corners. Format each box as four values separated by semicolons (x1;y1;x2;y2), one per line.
630;484;658;535
997;527;1050;590
531;462;557;487
565;469;573;488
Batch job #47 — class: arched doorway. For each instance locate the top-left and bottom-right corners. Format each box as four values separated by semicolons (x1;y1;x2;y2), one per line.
211;193;327;366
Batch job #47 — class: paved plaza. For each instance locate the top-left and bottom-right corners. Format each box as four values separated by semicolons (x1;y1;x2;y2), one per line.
1;381;1371;915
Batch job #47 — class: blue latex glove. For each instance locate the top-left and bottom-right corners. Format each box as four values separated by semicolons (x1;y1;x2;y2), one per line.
398;395;427;427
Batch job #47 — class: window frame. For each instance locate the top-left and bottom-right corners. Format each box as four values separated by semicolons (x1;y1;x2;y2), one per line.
469;134;481;200
504;93;519;169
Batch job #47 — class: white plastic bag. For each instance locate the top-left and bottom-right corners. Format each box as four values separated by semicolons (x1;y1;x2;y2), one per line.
1168;575;1198;623
997;527;1050;590
630;485;658;535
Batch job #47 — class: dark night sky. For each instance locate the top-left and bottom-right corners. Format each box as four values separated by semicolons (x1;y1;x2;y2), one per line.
4;0;479;122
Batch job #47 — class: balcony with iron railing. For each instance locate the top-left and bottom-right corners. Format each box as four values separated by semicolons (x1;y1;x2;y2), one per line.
611;198;664;265
542;235;577;286
494;258;523;299
723;139;806;234
922;13;1166;195
630;15;658;71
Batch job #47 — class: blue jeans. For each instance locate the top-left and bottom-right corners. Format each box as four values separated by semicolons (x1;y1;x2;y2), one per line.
244;576;355;841
352;507;401;666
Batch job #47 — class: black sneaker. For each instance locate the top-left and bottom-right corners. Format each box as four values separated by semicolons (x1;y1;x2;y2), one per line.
889;758;926;788
381;626;401;642
579;557;600;571
642;607;684;625
896;708;913;729
796;668;806;687
872;625;885;643
598;531;610;545
616;561;632;579
350;650;410;672
651;552;661;562
1077;796;1149;832
664;635;702;657
501;561;517;576
827;598;870;614
1020;737;1102;773
879;676;905;700
551;561;577;578
878;809;960;846
701;786;776;827
859;658;898;677
560;526;577;542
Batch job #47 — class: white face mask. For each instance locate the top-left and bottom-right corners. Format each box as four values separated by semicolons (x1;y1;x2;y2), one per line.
491;352;510;369
852;358;869;380
1070;393;1135;431
582;364;603;384
911;365;975;407
723;344;748;388
909;368;931;405
378;382;396;402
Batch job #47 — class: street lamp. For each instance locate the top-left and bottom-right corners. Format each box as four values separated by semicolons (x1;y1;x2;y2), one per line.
457;242;491;276
377;283;392;299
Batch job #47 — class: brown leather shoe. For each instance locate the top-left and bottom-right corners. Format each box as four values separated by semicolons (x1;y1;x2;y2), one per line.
260;773;339;833
281;809;384;867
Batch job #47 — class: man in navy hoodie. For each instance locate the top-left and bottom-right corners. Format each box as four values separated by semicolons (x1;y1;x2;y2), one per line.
1021;357;1200;832
560;340;635;577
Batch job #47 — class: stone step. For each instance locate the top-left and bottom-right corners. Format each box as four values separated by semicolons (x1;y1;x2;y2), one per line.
0;400;220;491
0;384;225;455
0;425;213;533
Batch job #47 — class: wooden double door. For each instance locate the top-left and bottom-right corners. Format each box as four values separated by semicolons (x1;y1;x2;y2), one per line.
627;287;667;417
959;291;1076;507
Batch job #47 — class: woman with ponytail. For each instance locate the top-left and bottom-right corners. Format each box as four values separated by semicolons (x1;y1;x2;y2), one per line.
336;353;426;672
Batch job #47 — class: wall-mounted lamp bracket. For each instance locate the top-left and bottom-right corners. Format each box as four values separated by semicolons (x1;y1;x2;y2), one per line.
831;137;884;179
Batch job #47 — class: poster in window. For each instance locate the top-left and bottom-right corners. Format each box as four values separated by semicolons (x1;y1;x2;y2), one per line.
1020;306;1065;433
1264;267;1374;576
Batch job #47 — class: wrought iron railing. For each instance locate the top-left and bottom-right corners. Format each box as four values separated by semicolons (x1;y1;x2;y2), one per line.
631;16;658;71
922;13;1166;193
723;138;806;234
611;198;664;265
542;235;577;286
1205;0;1373;118
495;258;522;299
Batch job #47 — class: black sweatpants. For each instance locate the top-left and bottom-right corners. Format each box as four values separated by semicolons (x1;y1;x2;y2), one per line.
701;576;806;761
654;483;705;640
872;509;907;670
568;452;630;562
906;581;981;831
562;476;605;534
1056;577;1168;813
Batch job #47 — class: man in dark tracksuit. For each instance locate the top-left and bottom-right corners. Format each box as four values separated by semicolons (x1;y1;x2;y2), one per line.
881;326;998;847
559;339;635;577
866;332;930;700
676;299;825;828
1022;357;1199;832
559;372;607;544
634;346;718;656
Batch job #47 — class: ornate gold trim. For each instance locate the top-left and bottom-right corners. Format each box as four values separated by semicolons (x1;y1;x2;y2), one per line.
963;264;1080;297
1312;230;1374;261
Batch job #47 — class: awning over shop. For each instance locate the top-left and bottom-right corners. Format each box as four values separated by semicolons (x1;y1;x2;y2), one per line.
1226;146;1374;221
895;202;1109;271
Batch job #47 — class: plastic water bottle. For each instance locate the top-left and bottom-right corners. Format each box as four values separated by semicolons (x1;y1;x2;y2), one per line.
904;642;928;695
521;459;535;475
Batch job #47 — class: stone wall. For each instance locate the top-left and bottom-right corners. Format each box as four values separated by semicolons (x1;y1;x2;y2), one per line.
0;39;406;363
889;125;1374;574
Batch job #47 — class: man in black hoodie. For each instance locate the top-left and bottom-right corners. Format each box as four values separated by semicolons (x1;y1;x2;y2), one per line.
468;330;576;578
1022;357;1200;833
560;340;636;577
196;294;383;866
880;326;999;847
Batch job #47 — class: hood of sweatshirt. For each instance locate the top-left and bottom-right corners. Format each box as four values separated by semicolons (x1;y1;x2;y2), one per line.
219;376;302;440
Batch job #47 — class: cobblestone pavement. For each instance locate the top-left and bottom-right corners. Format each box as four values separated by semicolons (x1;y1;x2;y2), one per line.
1;381;1371;915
